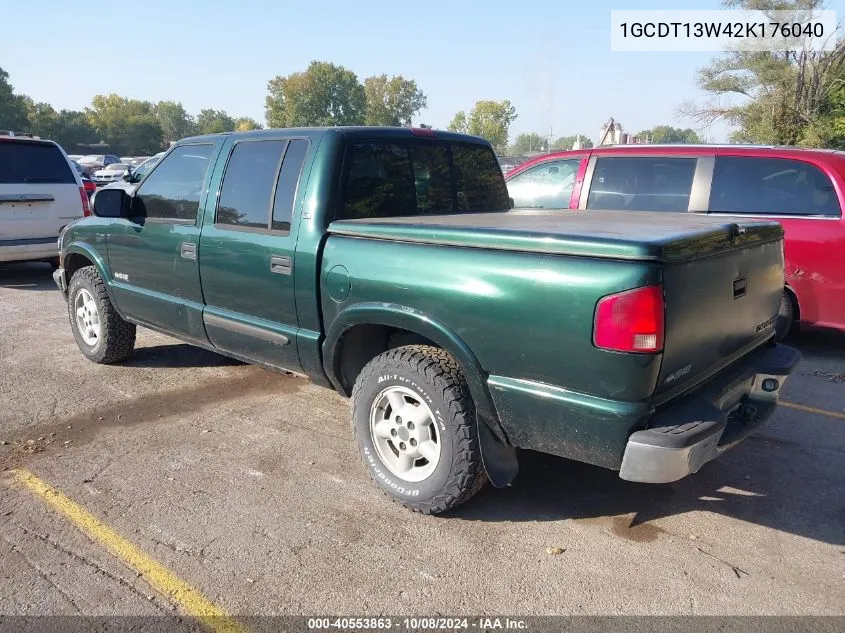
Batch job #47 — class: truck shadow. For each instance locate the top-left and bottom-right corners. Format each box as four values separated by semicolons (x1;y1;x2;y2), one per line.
784;326;845;359
125;344;244;368
456;391;845;547
455;438;844;545
0;262;57;291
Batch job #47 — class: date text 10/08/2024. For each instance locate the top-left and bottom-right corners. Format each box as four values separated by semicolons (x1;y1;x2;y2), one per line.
306;617;529;630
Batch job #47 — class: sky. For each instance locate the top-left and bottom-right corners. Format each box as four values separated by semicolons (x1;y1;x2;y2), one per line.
2;0;843;145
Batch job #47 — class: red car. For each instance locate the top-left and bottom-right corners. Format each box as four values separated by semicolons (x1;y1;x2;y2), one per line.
505;144;845;339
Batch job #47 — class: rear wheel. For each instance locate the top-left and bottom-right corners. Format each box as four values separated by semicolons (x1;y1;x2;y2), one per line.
774;289;796;342
351;345;487;514
67;266;136;364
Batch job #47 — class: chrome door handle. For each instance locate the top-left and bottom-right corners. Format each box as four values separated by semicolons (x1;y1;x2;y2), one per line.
270;255;292;275
180;242;197;260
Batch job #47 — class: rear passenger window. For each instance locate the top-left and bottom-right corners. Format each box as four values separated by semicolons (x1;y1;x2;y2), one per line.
0;142;75;184
587;157;697;212
217;140;286;229
709;157;841;217
272;139;309;232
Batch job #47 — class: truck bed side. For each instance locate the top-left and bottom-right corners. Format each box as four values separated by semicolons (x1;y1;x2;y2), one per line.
320;235;662;468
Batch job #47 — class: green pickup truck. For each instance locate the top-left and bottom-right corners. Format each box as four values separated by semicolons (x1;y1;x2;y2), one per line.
53;126;801;514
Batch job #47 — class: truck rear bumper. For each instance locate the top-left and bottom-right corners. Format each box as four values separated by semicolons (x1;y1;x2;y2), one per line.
619;343;801;483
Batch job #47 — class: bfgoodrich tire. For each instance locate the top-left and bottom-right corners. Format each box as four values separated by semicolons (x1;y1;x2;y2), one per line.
67;266;136;364
351;345;487;514
774;289;796;342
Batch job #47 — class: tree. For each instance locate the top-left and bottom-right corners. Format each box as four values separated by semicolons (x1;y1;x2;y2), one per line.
364;74;427;126
195;109;235;134
636;125;704;144
266;61;367;127
235;117;263;131
86;94;163;154
551;135;594;150
447;100;518;151
808;77;845;147
447;111;468;134
680;0;845;146
51;110;98;151
23;98;59;138
155;101;195;144
19;97;98;150
119;116;164;155
510;133;546;154
0;66;29;131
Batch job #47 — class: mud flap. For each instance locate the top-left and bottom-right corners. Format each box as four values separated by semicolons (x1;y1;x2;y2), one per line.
477;415;518;488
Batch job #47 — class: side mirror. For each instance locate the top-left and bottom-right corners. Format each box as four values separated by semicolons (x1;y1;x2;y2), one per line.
91;188;129;219
122;170;133;182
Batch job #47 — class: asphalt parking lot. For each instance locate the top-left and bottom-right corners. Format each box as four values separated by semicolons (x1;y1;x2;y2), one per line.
1;261;843;621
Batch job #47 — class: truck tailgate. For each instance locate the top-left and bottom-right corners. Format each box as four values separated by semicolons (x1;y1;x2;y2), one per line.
655;223;785;401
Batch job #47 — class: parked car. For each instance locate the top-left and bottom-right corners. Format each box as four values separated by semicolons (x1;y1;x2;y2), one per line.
55;127;799;514
69;159;97;197
91;163;131;186
505;144;845;339
99;152;164;193
0;131;90;266
77;154;120;176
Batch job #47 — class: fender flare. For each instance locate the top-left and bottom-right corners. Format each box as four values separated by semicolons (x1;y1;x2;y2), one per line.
323;302;518;487
62;242;110;287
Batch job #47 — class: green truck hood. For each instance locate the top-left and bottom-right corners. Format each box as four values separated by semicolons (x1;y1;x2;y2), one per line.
328;210;783;263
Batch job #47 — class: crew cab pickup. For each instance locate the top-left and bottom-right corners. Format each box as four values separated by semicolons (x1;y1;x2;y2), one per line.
53;127;801;514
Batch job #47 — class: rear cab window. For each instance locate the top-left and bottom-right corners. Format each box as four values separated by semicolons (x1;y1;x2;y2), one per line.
0;141;75;184
709;156;841;217
337;140;510;220
586;156;697;212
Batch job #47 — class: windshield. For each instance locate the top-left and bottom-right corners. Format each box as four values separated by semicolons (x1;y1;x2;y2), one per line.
338;140;510;220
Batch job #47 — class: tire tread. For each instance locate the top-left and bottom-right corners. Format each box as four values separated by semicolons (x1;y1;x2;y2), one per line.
352;345;487;515
68;266;136;364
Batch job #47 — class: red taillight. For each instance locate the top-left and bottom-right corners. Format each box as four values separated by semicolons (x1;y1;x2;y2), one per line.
593;284;665;353
79;187;91;216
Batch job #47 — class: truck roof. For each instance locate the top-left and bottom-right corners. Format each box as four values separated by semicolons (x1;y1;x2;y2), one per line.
176;126;489;146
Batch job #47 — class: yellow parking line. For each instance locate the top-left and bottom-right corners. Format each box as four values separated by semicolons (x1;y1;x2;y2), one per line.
10;469;248;633
780;400;845;421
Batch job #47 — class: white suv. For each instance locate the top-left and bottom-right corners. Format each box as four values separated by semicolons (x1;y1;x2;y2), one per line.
0;132;90;266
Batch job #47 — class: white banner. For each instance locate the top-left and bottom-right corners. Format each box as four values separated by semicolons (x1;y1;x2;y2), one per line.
610;9;838;52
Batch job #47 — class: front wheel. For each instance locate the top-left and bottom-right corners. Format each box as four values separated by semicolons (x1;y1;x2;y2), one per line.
67;266;136;364
351;345;487;514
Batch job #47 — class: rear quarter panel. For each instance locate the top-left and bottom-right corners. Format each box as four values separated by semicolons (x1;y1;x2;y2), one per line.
321;235;664;467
